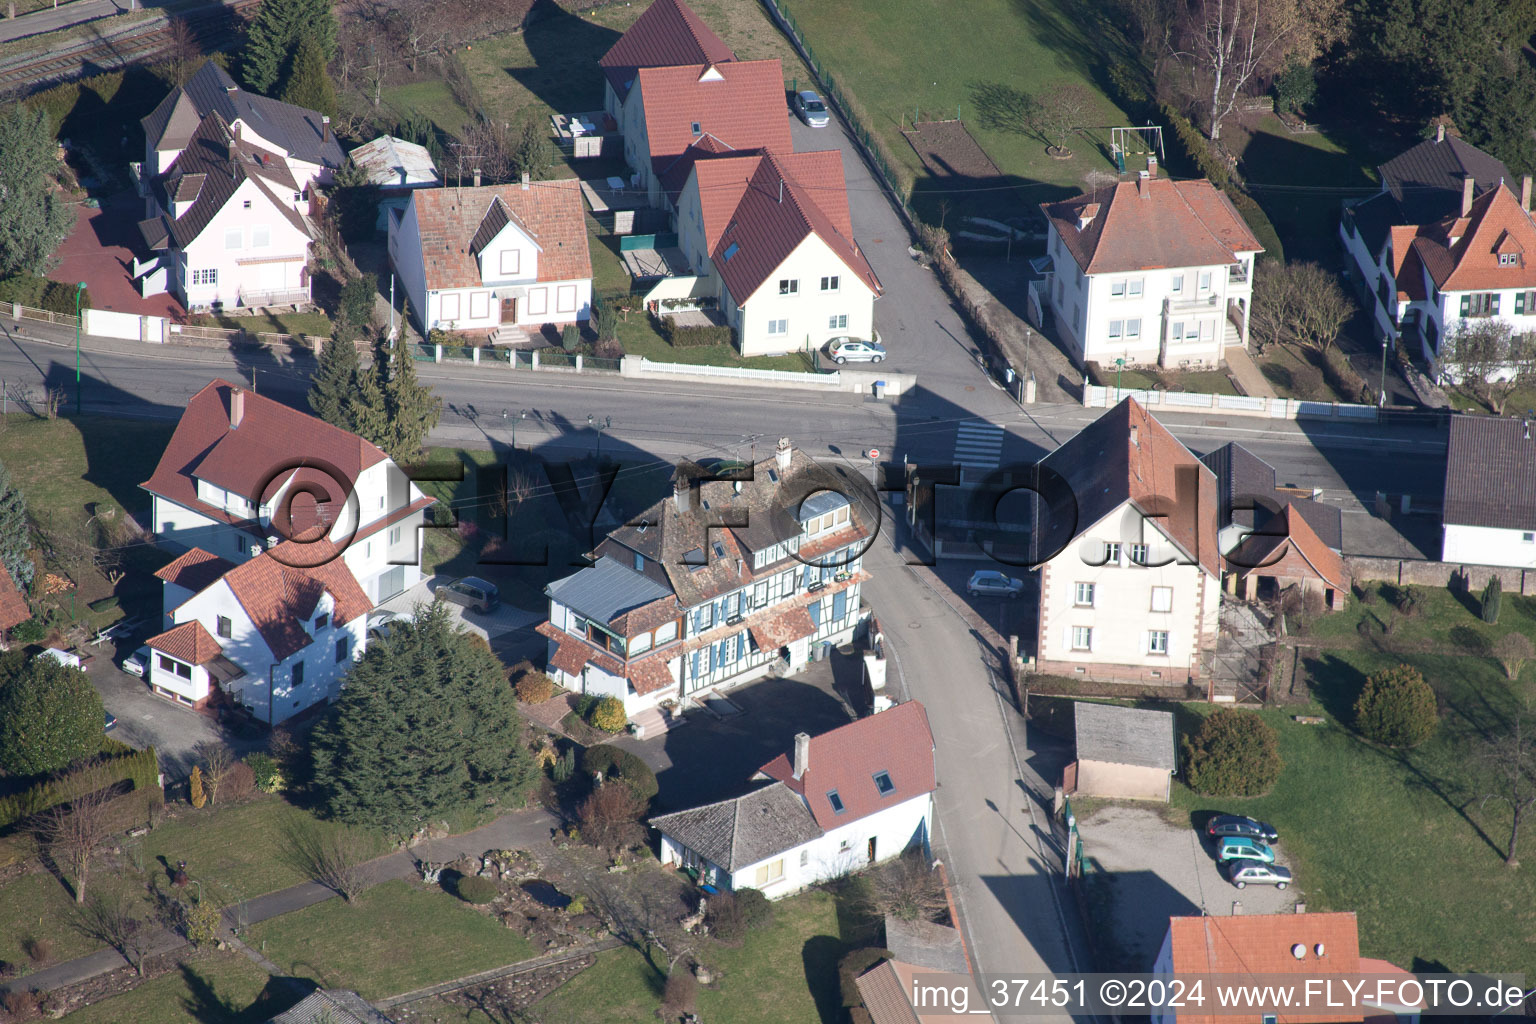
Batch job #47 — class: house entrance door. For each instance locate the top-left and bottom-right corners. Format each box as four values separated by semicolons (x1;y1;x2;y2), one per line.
867;837;877;864
500;298;517;323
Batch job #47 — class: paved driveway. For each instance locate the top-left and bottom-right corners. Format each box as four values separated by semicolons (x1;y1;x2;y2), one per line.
376;579;542;641
1079;803;1295;970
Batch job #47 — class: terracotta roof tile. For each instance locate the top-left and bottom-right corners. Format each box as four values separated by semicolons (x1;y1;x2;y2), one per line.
155;547;237;594
749;606;815;649
1411;183;1536;293
636;60;790;183
759;700;935;830
549;635;595;676
1228;504;1346;589
404;180;591;292
147;620;225;665
1042;178;1262;275
0;565;29;632
857;960;982;1023
220;540;370;661
1166;912;1363;1024
628;657;676;696
599;0;736;100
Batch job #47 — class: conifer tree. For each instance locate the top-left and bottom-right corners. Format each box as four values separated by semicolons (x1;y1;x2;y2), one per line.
376;334;440;462
0;460;32;590
279;36;337;118
242;0;337;96
308;334;362;431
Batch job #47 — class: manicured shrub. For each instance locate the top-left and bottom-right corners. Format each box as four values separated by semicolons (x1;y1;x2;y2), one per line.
455;875;498;904
561;324;580;352
838;947;893;1008
190;765;207;808
1182;709;1283;797
552;748;575;784
589;696;627;734
1483;577;1503;624
580;744;657;803
735;887;773;930
705;890;745;943
514;670;555;704
574;694;599;720
221;761;256;803
246;752;283;793
1355;664;1438;748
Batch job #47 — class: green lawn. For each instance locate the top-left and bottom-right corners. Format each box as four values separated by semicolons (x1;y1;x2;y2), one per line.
59;948;283;1024
1164;581;1536;977
534;889;847;1024
1254;343;1357;403
245;879;536;1000
0;870;109;973
381;81;473;137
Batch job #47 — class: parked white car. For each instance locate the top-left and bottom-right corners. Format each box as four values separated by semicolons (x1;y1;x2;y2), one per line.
826;337;886;364
121;646;150;677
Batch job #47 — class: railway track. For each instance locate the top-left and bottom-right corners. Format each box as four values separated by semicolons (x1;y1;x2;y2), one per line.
0;0;258;92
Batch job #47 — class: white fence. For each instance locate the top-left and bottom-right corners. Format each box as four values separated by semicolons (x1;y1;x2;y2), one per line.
1083;384;1379;421
621;356;917;395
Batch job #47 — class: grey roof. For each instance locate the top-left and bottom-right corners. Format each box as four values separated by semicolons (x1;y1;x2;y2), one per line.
545;555;675;623
1443;415;1536;530
1074;702;1175;771
1344;190;1401;259
1200;442;1277;531
349;135;439;189
884;915;968;974
268;990;397;1024
1270;497;1343;551
142;62;344;170
1379;134;1512;225
650;781;821;870
795;489;850;522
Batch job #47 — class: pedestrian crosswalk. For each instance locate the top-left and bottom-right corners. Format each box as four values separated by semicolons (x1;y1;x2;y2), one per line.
953;419;1005;471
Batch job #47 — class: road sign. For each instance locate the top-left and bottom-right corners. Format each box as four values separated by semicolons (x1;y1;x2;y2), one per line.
866;448;881;460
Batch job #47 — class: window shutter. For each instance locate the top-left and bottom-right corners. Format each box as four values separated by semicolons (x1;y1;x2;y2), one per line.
1518;292;1527;315
1493;294;1501;314
1460;294;1471;316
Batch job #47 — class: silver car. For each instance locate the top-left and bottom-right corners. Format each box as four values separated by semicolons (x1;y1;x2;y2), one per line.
967;570;1024;598
367;610;412;640
1225;860;1292;890
793;90;829;127
826;337;886;364
121;646;149;677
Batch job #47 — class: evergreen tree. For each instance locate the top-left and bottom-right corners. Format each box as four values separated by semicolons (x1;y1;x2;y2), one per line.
0;106;74;278
374;335;440;463
0;654;105;777
330;160;382;242
308;335;362;431
279;36;338;119
0;460;32;590
242;0;337;96
310;601;536;836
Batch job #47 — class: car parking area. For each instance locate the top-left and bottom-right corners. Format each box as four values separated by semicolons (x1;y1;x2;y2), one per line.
1080;804;1295;970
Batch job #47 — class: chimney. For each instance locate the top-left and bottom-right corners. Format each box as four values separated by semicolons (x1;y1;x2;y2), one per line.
1436;122;1446;143
775;437;793;474
673;473;689;513
521;172;530;191
232;122;241;141
1138;170;1151;198
1462;175;1475;217
1146;154;1157;177
1522;175;1531;213
229;388;245;429
792;732;810;780
322;115;330;142
472;167;481;188
225;84;238;94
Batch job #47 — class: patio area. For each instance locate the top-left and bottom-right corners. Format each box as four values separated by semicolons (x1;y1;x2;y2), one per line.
50;190;184;319
620;246;690;280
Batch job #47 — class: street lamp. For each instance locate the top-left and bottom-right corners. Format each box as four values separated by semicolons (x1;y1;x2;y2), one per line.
1115;357;1126;403
1379;336;1389;408
588;414;611;458
73;282;86;415
503;407;527;449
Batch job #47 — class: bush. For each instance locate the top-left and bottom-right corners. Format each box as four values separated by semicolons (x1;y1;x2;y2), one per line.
580;744;657;803
589;696;627;734
561;324;580;353
1273;59;1317;115
552;747;575;783
735;887;772;929
10;618;44;643
574;694;600;720
190;765;207;808
1355;664;1438;748
705;890;745;943
838;947;893;1008
0;272;49;308
1182;709;1283;796
657;315;735;348
87;596;119;613
182;898;222;946
1482;577;1503;624
23;936;53;965
1225;189;1285;265
663;969;698;1014
455;875;499;904
514;670;555;704
246;752;283;793
42;281;93;316
221;761;256;803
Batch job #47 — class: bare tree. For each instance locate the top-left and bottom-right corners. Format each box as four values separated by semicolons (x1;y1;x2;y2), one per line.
1441;321;1536;415
75;882;156;976
281;821;373;901
195;742;235;806
1250;261;1354;355
1030;83;1092;156
34;772;118;904
386;0;448;74
162;19;201;86
1478;709;1536;867
578;782;645;854
867;851;951;923
1497;633;1536;682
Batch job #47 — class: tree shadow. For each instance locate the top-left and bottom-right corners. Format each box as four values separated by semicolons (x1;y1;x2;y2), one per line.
511;0;625;116
1300;652;1367;724
802;933;852;1024
968;81;1045;144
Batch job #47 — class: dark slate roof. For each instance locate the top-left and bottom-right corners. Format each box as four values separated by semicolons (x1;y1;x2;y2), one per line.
1074;701;1175;771
545;556;675;624
1344;190;1401;260
267;989;397;1024
142;62;344;169
469;196;511;255
1200;443;1277;531
1379;133;1512;225
1443;415;1536;530
649;782;821;870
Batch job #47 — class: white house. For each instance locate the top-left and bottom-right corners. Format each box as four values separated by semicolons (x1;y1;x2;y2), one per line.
141;379;435;608
537;438;872;716
1339;125;1512;343
598;0;736;127
1032;397;1221;684
1442;414;1536;568
669;150;882;356
387;179;593;340
135;112;316;310
651;701;935;897
1037;174;1262;369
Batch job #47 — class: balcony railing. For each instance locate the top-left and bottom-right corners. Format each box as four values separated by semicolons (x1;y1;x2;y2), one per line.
238;287;311;309
1229;263;1250;285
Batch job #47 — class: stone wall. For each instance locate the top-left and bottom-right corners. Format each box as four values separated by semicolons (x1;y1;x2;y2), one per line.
1342;555;1536;595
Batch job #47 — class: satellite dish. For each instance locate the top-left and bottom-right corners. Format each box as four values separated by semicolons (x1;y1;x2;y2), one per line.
1315;943;1326;957
1291;944;1306;960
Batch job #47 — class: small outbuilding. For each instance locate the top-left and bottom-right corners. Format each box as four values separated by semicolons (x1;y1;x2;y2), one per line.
1067;701;1176;803
351;135;441;191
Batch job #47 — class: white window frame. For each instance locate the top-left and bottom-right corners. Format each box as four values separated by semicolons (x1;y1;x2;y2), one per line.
1151;586;1173;612
778;279;798;295
1171;272;1184;293
1126;317;1142;339
754;858;785;886
1103;542;1122;565
440;292;462;322
654;620;679;644
1071;626;1093;651
1108;319;1123;340
828;314;847;330
192;268;217;286
1074;582;1095;607
1149;630;1169;654
1198;271;1213;293
1130;543;1148;564
225;228;242;250
1110;280;1126;298
1128;278;1144;297
767;319;788;336
252;225;270;248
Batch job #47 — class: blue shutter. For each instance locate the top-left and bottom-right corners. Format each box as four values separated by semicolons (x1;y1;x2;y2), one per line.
833;590;848;621
802;565;814;587
808;601;822;628
691;650;701;677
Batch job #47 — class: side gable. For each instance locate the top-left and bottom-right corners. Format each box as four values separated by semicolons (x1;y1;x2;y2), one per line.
598;0;736;101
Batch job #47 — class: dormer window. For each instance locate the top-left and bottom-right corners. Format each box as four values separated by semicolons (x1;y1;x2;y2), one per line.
1500;252;1520;267
691;121;701;136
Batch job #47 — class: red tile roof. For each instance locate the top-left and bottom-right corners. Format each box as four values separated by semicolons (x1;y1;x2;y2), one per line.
749;606;816;650
1042;177;1263;275
0;564;29;632
706;150;881;304
857;960;980;1023
759;700;935;830
142;379;387;514
1403;182;1536;293
636;60;790;182
628;657;676;696
1165;912;1363;1024
147;620;225;665
154;547;236;594
405;179;592;292
220;540;371;661
1227;504;1346;589
599;0;736;100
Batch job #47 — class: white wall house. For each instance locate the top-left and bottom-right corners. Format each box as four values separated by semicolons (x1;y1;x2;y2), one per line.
652;702;936;898
143;379;434;608
1032;398;1221;684
1038;175;1261;369
1442;415;1536;569
538;438;871;716
388;180;593;339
